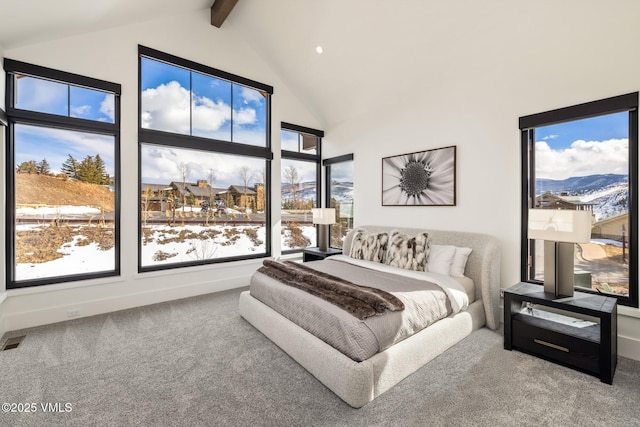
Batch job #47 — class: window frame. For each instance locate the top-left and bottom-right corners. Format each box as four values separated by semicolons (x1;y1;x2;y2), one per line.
280;122;323;254
4;58;122;289
324;153;354;250
138;46;274;272
520;92;639;307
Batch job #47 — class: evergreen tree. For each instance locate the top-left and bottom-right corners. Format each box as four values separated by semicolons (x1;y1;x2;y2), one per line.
94;154;109;185
37;158;51;175
61;154;79;179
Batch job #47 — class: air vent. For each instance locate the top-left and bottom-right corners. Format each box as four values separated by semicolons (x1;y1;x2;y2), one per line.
2;336;26;351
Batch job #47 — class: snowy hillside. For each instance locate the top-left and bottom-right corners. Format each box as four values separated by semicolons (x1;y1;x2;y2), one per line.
536;174;628;221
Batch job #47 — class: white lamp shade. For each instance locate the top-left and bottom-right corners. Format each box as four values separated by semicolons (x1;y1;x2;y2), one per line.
528;209;592;243
312;208;336;225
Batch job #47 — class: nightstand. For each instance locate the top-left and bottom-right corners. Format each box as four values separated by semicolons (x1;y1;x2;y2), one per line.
302;247;342;262
504;282;617;384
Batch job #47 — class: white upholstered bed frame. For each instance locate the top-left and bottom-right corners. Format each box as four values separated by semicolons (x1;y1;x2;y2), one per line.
239;226;501;408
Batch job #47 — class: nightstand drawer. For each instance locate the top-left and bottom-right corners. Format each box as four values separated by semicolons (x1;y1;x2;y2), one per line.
512;314;600;375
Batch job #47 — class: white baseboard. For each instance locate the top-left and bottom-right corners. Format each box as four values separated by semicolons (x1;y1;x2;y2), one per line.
618;334;640;362
0;292;7;341
2;274;251;334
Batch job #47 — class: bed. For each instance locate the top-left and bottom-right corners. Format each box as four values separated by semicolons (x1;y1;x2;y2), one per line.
239;225;501;407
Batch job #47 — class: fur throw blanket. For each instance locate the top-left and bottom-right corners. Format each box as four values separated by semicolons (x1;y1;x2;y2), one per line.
258;259;404;320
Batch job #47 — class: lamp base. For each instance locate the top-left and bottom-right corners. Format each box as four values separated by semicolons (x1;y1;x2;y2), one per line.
543;241;575;298
317;224;329;251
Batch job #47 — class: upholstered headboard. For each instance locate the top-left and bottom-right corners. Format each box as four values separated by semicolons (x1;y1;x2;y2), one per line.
343;226;502;330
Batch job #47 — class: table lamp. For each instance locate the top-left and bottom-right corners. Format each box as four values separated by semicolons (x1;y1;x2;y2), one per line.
527;209;592;297
312;208;335;251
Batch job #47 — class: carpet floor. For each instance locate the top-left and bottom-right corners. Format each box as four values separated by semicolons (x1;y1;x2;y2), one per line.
1;287;639;427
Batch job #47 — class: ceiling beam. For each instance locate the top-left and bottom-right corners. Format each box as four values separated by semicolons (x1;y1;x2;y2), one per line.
211;0;239;28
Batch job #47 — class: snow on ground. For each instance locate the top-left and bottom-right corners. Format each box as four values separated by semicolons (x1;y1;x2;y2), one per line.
16;226;115;281
15;205;318;277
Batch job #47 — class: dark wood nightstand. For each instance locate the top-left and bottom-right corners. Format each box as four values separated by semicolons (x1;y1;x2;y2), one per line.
504;282;617;384
302;247;342;262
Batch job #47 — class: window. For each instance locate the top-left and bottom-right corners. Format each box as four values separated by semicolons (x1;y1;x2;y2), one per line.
325;154;354;249
139;46;273;271
520;92;638;307
5;59;121;288
280;122;322;252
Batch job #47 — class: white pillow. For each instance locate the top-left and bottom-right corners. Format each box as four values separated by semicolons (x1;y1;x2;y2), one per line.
427;245;456;275
450;247;472;277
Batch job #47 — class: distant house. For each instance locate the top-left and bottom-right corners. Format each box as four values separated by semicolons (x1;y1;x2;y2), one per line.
140;183;173;211
142;181;265;212
170;180;222;207
534;191;594;212
220;185;258;210
592;213;629;241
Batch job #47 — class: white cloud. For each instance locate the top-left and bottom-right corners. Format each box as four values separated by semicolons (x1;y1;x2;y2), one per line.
192;95;232;133
100;94;115;122
141;81;258;136
535;138;628;180
240;87;265;104
18;77;67;110
141;81;191;134
141;145;265;188
71;105;92;117
233;107;257;125
542;134;558;140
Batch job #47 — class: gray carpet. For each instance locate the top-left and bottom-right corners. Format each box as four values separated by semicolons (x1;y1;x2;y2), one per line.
1;287;639;427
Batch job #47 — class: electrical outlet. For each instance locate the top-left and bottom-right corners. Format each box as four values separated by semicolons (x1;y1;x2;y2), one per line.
67;308;81;318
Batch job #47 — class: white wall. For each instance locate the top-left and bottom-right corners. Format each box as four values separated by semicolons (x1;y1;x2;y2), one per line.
0;10;320;333
321;8;640;361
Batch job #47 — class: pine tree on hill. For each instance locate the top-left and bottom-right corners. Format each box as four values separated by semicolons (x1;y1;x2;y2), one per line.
61;154;79;179
94;154;109;185
37;158;51;175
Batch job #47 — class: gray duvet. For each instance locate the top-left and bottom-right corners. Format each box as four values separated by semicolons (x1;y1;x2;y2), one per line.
249;257;455;362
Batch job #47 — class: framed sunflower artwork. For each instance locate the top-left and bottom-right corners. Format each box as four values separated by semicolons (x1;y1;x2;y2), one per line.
382;145;456;206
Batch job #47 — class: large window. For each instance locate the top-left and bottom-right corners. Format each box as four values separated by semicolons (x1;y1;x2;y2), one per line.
139;46;273;271
281;123;322;252
520;92;638;307
5;59;121;288
325;154;354;249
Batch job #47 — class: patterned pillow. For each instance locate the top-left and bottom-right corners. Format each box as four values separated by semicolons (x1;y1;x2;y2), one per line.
348;229;389;263
385;230;431;272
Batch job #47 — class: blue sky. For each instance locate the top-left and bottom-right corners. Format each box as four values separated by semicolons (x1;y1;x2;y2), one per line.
535;111;628;149
140;57;266;145
15;124;115;175
535;111;629;180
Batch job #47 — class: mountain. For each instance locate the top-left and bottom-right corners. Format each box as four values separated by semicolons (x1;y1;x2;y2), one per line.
536;174;628;221
536;174;627;194
281;181;354;204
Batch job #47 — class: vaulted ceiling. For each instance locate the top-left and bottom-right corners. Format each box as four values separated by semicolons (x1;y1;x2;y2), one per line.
0;0;637;128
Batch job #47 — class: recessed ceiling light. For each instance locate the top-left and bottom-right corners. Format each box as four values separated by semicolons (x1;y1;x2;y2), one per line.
315;46;324;54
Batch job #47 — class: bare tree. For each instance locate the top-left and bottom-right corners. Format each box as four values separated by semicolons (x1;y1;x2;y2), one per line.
283;165;300;209
238;165;255;211
177;161;191;213
206;168;217;224
141;186;154;227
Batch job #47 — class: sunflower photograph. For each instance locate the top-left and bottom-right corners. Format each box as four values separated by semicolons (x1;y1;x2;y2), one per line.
382;146;456;206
